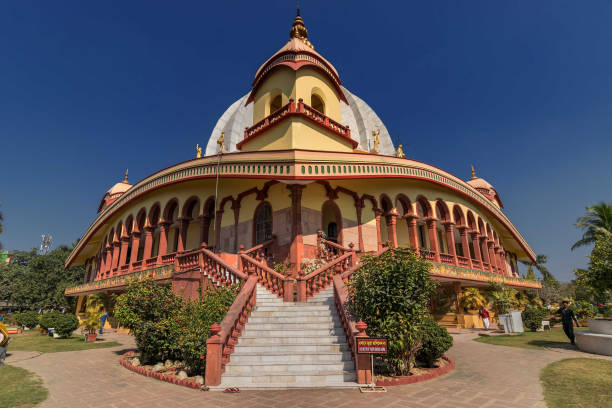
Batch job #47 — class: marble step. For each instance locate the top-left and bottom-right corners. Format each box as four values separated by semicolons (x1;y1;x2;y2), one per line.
242;328;344;337
244;322;342;330
224;361;354;375
230;351;352;364
233;343;350;354
248;315;339;324
219;370;357;385
237;335;346;346
255;305;333;312
252;310;334;318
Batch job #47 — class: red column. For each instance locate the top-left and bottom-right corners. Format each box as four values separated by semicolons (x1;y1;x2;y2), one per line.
177;218;188;253
405;215;419;255
288;184;306;277
199;215;211;247
119;237;129;268
425;217;440;262
443;221;457;264
375;209;383;252
355;200;364;252
470;231;482;268
111;241;120;272
143;227;154;260
479;236;490;270
129;232;140;271
158;222;170;257
487;240;497;272
458;226;472;268
386;209;399;248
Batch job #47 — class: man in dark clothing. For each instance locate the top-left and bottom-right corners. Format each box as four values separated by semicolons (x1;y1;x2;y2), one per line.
557;300;579;345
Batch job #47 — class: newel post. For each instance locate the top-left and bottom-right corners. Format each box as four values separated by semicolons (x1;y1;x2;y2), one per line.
205;323;223;386
283;279;295;303
355;320;372;384
237;245;245;272
297;270;307;302
349;242;357;267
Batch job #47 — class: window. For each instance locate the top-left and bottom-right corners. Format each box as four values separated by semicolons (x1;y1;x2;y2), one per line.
254;202;273;245
311;94;325;114
327;222;338;242
270;94;282;114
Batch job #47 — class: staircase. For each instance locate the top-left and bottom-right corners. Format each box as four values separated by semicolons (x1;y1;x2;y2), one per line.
436;312;461;329
217;285;358;389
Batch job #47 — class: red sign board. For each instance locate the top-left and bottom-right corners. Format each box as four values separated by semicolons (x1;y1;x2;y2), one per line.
356;338;388;354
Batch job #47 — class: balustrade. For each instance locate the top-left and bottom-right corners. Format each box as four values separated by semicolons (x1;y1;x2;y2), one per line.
200;248;248;288
298;252;354;301
161;252;177;265
243;238;275;266
240;253;290;301
471;259;481;269
457;256;470;268
439;253;455;265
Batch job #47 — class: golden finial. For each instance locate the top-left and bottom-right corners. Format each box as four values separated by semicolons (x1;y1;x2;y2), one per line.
371;128;380;152
471;165;477;180
122;169;129;184
396;144;405;158
196;143;202;158
217;131;226;152
289;8;314;49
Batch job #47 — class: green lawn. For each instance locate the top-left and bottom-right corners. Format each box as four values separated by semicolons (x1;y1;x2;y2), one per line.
541;358;612;408
10;330;121;353
0;365;48;407
474;328;585;350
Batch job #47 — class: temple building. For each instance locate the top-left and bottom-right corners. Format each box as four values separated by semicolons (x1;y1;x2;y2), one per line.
65;11;540;387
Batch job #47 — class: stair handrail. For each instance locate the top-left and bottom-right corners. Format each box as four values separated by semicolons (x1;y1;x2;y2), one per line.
297;252;354;301
240;253;293;302
242;237;276;265
205;275;258;386
199;247;248;287
317;232;353;261
332;274;372;385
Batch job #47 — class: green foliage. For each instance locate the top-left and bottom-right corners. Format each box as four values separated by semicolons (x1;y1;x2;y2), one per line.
348;247;437;375
487;283;518;315
115;278;236;375
0;246;85;310
39;311;63;331
81;312;102;334
53;313;79;338
521;306;548;331
572;201;612;250
577;232;612;295
570;300;596;320
14;311;39;329
415;317;453;367
459;288;486;311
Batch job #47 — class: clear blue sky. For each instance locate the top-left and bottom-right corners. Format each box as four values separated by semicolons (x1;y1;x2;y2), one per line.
1;1;611;281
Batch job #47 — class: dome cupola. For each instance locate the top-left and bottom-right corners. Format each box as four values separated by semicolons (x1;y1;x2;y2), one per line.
466;166;503;209
97;169;132;213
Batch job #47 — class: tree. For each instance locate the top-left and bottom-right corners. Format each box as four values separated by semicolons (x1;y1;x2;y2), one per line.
575;231;612;295
0;202;3;250
521;254;556;283
0;246;85;310
572;202;612;250
347;248;438;375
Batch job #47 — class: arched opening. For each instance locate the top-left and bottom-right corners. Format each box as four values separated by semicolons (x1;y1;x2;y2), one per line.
321;200;342;244
379;195;393;245
435;200;450;254
148;204;161;258
415;197;431;250
124;216;134;265
395;194;412;248
182;197;201;251
452;205;465;257
311;93;325;114
135;208;147;261
115;221;123;271
164;200;179;253
253;202;273;245
269;94;282;114
202;198;216;246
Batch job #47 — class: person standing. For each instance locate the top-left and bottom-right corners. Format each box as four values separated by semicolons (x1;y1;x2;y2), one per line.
557;300;579;345
99;312;109;335
478;306;490;330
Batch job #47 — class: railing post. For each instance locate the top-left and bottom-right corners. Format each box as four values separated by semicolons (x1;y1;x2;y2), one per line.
289;98;296;113
355;320;372;384
297;271;307;302
205;323;223;386
349;242;356;267
283;279;294;302
237;245;245;272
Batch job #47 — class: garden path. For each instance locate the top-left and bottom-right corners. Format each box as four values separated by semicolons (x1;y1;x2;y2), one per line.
7;331;611;408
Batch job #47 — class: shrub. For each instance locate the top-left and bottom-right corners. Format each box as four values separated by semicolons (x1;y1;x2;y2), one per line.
53;313;79;337
487;283;518;315
571;300;596;320
39;311;62;331
81;312;102;335
416;317;453;367
348;247;437;375
459;288;486;311
14;311;39;329
522;306;548;331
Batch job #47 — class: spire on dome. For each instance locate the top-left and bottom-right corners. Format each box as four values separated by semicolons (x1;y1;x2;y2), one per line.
123;169;129;184
471;165;477;180
289;8;314;49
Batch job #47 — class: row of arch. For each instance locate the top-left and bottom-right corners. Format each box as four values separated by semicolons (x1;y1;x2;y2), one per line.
84;183;520;282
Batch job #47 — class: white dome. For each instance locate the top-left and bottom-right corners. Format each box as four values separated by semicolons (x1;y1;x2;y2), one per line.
205;86;395;156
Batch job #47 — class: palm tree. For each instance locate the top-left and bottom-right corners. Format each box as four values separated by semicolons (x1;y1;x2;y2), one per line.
0;203;3;250
521;254;555;282
572;202;612;250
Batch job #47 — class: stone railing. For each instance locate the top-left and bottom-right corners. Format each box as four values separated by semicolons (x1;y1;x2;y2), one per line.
439;253;455;265
240;253;292;302
297;252;355;301
205;275;258;386
64;265;174;296
242;237;276;266
317;232;353;262
199;248;248;288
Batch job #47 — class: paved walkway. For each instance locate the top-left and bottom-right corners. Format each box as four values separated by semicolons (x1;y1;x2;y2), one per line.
6;331;611;408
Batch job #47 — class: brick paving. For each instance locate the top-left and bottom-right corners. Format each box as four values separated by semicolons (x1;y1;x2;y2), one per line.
6;331;611;408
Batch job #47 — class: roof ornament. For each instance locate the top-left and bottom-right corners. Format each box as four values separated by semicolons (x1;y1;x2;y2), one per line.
217;131;226;152
122;169;129;184
396;144;405;158
471;165;477;180
289;8;314;49
196;143;202;158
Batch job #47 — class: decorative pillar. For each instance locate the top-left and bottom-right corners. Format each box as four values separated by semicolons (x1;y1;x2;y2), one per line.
355;200;364;252
205;323;223;386
288;184;306;277
470;231;482;267
199;215;211;247
487;240;497;272
119;236;130;268
405;214;419;255
214;209;224;252
158;222;170;257
443;221;457;265
355;321;372;384
111;240;120;271
374;209;383;252
479;236;490;269
458;226;473;268
129;232;141;271
425;217;440;262
232;202;241;253
386;208;399;248
143;227;154;260
177;217;189;253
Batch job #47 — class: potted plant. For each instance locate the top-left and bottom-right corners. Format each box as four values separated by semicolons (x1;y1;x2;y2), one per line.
82;312;101;342
459;288;486;314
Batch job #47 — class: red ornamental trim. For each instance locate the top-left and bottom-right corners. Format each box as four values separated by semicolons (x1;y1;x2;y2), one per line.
375;355;455;386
